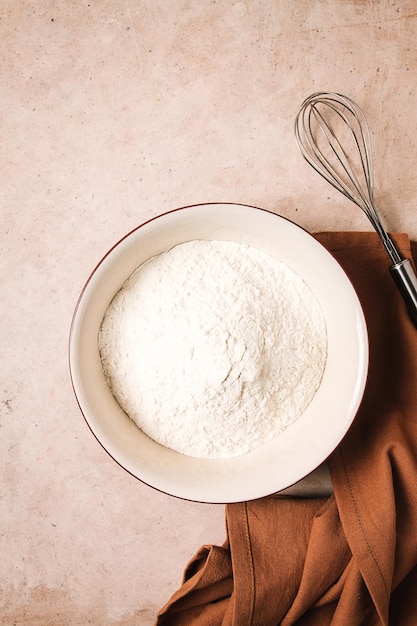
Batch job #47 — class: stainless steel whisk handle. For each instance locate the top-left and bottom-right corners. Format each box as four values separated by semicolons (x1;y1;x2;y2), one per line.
389;259;417;326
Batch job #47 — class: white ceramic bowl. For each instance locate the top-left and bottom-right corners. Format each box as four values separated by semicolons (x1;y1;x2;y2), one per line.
69;203;368;503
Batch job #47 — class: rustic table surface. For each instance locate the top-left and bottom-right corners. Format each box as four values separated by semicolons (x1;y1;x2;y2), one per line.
2;1;417;623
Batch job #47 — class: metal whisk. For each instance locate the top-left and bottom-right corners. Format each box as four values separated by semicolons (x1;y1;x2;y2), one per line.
295;91;417;327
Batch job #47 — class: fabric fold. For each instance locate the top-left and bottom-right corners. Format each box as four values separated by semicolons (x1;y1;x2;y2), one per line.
156;232;417;626
157;544;233;625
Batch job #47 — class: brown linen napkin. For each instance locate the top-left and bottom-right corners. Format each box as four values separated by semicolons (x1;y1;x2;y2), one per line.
156;232;417;626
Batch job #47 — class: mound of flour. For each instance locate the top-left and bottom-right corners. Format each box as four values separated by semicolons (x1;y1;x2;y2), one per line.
98;240;327;458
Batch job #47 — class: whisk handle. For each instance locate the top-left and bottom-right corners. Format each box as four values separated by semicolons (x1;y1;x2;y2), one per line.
389;259;417;327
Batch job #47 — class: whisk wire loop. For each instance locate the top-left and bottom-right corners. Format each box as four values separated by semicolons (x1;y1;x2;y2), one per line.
295;92;402;264
306;105;370;208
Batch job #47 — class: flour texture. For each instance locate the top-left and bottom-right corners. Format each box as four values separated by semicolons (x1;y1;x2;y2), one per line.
98;240;327;458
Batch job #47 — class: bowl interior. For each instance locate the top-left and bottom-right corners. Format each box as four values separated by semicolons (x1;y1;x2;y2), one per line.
69;203;368;503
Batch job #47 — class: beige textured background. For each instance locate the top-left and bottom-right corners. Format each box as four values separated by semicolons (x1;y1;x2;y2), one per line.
2;1;417;624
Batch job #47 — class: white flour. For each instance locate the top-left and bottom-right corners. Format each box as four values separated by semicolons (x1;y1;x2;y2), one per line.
98;240;327;458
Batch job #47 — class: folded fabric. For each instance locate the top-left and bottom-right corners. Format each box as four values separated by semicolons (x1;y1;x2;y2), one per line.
156;232;417;626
